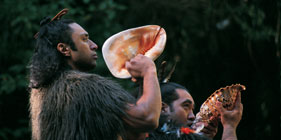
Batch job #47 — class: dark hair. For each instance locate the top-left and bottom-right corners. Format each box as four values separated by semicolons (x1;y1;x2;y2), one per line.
40;70;136;140
160;82;188;106
28;17;76;88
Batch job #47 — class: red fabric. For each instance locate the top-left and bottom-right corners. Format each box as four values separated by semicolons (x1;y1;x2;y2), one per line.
180;127;195;134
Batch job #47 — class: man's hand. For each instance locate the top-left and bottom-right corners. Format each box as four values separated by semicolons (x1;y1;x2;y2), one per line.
200;118;218;138
192;116;218;138
216;92;243;129
125;54;156;81
216;92;243;140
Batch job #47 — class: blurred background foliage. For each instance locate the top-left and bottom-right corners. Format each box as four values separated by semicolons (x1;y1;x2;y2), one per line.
0;0;279;139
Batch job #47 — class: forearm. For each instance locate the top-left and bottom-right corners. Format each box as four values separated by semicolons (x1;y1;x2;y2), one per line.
30;89;42;140
123;69;161;131
137;69;161;121
124;55;161;130
222;125;237;140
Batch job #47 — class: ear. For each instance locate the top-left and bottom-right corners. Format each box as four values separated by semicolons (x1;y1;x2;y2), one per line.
57;43;71;56
161;102;170;113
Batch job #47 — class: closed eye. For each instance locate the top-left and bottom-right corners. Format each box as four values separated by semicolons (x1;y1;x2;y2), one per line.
182;99;194;110
183;103;191;110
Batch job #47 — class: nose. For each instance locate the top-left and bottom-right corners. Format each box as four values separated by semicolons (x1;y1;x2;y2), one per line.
89;39;98;50
188;111;195;121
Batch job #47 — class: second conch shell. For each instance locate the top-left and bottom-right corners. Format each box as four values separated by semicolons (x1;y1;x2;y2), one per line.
102;25;166;78
192;84;246;133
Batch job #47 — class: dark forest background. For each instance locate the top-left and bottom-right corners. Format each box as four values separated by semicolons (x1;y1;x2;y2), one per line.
0;0;280;140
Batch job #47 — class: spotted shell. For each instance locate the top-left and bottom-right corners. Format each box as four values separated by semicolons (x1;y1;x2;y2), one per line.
194;84;246;124
102;25;166;78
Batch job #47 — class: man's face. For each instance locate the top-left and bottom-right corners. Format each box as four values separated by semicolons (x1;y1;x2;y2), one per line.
169;88;195;127
68;23;98;71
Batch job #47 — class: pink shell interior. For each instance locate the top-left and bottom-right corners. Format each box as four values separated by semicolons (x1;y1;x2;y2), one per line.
102;25;166;78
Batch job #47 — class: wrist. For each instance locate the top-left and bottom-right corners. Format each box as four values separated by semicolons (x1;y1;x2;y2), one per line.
222;125;237;140
143;66;157;78
223;124;237;131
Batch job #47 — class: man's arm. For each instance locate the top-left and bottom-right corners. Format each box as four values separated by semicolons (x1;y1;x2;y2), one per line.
216;92;243;140
123;54;161;132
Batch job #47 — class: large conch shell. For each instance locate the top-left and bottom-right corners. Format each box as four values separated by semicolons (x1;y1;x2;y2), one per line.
192;84;246;133
102;25;166;78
